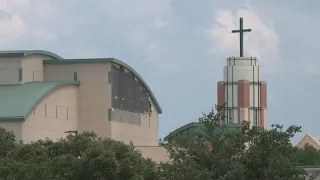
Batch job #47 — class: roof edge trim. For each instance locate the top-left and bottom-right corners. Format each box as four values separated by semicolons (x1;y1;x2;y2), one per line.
0;116;24;122
0;50;63;59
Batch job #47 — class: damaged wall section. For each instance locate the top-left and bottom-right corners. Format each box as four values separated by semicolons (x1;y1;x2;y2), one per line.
109;63;152;125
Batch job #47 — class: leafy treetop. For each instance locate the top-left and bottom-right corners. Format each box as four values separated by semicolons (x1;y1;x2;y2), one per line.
0;132;159;180
159;105;313;180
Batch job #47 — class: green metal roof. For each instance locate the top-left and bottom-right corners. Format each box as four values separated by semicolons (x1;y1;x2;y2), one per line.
44;58;162;114
0;50;63;59
0;81;79;121
164;122;241;141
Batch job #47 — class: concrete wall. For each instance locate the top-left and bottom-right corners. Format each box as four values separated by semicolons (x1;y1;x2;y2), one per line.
44;62;160;146
0;57;21;85
22;85;78;143
21;55;55;82
110;100;159;146
44;63;112;137
302;166;320;180
0;54;55;85
136;146;170;164
0;122;22;143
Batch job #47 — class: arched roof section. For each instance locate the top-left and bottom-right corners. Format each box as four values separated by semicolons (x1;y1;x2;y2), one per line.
0;81;79;121
164;122;241;141
164;122;202;141
0;50;63;59
44;58;162;114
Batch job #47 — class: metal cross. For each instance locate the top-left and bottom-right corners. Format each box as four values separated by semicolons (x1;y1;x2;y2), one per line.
231;17;252;57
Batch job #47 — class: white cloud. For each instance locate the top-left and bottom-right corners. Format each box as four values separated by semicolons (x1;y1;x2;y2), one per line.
0;14;26;47
154;17;168;28
0;0;37;47
0;0;31;13
0;0;6;10
0;0;174;59
150;43;157;48
103;0;172;19
0;0;59;47
66;45;102;59
34;30;57;41
209;9;281;74
300;60;318;75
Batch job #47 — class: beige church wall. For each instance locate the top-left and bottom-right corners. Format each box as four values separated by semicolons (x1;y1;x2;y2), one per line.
22;85;78;143
21;55;55;82
0;54;56;85
136;146;170;164
44;63;112;137
110;100;159;146
0;122;22;142
110;121;159;146
296;135;320;149
44;64;75;81
44;62;160;146
147;101;159;130
0;57;21;85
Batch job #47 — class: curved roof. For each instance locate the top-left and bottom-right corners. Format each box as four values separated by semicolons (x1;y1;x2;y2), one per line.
44;58;162;114
0;50;63;59
0;81;80;121
164;122;241;141
164;122;202;141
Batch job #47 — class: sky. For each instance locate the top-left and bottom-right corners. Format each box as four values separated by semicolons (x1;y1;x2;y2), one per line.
0;0;319;144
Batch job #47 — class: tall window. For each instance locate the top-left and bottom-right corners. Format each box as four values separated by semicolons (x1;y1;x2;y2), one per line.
240;109;243;123
228;109;233;123
253;109;259;126
111;65;151;113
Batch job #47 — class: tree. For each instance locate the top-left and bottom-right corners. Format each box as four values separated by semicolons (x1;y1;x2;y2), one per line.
159;105;312;180
295;145;320;166
0;127;16;159
0;132;159;180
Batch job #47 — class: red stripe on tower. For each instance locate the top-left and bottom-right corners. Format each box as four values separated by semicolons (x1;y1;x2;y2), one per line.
260;81;267;108
238;80;250;107
217;81;225;106
260;81;267;128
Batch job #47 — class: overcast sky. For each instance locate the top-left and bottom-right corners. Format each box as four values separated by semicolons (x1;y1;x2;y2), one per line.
1;0;319;143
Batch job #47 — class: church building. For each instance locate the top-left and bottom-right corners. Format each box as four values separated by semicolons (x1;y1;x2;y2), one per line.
0;50;162;148
0;18;268;165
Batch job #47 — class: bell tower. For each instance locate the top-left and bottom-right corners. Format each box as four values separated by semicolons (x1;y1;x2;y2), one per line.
217;17;267;128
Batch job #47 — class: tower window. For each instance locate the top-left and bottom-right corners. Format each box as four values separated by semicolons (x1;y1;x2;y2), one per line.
228;109;233;123
253;109;259;126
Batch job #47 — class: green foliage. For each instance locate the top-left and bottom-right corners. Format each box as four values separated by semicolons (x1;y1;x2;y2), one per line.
243;124;305;179
1;105;320;179
0;132;159;180
0;127;16;158
295;145;320;165
159;105;311;180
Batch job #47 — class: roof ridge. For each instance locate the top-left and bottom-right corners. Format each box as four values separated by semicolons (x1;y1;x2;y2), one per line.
307;134;320;146
0;50;62;59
